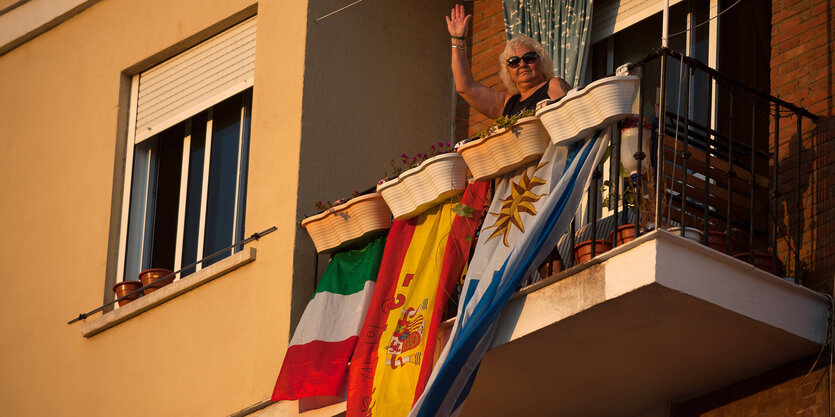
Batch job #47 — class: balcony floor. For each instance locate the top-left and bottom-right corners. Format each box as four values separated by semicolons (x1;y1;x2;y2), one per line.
457;230;829;417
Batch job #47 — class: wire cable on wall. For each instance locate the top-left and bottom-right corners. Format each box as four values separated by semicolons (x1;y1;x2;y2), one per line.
666;0;745;39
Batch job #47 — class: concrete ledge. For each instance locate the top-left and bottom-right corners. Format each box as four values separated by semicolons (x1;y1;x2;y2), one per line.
81;247;256;337
241;398;346;417
460;231;831;417
0;0;101;57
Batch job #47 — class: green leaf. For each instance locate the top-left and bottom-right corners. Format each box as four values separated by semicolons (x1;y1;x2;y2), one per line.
452;203;474;218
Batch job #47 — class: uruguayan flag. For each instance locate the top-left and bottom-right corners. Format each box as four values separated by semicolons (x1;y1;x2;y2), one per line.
409;128;610;417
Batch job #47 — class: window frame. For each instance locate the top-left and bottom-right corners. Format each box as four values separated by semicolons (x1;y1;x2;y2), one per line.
115;75;253;296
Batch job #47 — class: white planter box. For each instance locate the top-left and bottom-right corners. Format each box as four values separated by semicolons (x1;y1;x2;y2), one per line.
456;117;550;182
301;193;391;253
376;152;468;220
536;76;639;145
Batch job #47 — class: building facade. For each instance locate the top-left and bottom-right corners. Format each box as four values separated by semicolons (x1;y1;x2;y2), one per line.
0;0;832;416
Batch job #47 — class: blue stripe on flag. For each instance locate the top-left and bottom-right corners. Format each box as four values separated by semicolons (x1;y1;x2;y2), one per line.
415;132;603;417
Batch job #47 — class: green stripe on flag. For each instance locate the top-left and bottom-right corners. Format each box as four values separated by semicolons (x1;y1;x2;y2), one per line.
314;236;386;296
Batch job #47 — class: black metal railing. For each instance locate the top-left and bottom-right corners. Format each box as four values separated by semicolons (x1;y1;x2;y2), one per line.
540;47;818;283
68;226;277;325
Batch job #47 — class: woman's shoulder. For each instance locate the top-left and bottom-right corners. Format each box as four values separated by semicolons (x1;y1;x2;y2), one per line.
547;77;572;101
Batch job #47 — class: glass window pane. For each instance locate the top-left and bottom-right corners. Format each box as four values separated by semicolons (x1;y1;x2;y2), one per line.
180;112;207;277
124;143;152;282
234;90;252;247
203;94;244;267
123;122;184;281
148;125;185;271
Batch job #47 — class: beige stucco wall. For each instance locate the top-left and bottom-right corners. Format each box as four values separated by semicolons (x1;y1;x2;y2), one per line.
290;0;457;330
0;0;307;415
0;0;459;414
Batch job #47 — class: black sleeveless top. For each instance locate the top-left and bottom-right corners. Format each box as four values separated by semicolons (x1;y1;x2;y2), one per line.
502;80;552;116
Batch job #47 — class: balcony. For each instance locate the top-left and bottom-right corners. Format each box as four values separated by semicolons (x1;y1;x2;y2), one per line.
451;229;828;416
441;48;829;416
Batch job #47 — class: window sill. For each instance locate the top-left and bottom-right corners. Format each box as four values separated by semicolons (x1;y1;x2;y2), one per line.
81;247;256;338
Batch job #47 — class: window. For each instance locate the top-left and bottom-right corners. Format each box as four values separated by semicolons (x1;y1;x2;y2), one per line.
116;16;256;287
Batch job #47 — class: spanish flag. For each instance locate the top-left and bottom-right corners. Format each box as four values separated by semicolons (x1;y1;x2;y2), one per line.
346;182;489;417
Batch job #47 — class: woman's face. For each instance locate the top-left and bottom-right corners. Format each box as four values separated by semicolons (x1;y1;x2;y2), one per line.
508;45;545;87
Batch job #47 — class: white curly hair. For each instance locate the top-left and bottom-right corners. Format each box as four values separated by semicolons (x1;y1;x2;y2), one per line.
498;35;555;95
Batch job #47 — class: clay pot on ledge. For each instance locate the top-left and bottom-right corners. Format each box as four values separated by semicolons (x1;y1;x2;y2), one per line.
733;252;785;276
705;231;729;253
138;268;174;295
537;255;564;279
574;240;613;264
113;280;143;306
611;224;638;245
667;226;703;243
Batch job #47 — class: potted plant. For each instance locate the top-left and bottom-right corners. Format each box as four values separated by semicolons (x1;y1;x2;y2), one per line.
113;280;143;306
537;245;564;279
377;143;468;220
706;230;730;253
574;239;613;264
301;191;392;253
600;162;648;246
138;268;174;295
456;109;550;181
733;252;785;276
536;76;640;145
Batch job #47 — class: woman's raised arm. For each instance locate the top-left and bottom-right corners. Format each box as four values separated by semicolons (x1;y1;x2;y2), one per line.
447;4;507;119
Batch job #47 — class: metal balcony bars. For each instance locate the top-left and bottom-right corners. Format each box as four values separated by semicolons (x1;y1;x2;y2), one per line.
68;226;277;325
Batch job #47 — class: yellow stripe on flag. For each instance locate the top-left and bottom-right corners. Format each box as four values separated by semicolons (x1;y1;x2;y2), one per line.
368;200;457;416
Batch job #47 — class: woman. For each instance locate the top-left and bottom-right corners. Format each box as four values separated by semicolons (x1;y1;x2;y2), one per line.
446;4;572;118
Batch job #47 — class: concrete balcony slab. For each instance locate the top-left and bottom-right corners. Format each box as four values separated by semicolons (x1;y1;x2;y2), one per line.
457;230;829;417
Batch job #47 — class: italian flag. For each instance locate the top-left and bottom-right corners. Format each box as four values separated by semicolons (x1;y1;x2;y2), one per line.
272;236;386;401
346;182;490;417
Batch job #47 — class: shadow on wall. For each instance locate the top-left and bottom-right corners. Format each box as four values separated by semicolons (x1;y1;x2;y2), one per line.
288;0;457;336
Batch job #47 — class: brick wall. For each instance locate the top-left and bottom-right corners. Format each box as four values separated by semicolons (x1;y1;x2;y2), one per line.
674;1;834;414
770;0;835;294
454;0;507;141
672;357;829;417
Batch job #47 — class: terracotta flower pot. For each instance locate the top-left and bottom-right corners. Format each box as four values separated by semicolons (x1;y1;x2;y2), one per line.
301;193;392;253
611;224;638;245
706;231;728;253
138;268;174;295
538;258;564;279
574;239;613;264
536;76;639;146
112;280;143;307
456;117;550;182
734;252;785;276
377;152;468;220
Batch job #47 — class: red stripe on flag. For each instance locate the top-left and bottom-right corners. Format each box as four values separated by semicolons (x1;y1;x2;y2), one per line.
272;337;359;401
413;182;490;402
347;219;418;416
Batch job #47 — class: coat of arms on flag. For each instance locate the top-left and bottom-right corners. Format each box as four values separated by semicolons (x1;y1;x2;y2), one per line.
410;129;611;417
347;182;490;417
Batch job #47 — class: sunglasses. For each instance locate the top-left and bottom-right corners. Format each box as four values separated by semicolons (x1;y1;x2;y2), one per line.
506;52;539;69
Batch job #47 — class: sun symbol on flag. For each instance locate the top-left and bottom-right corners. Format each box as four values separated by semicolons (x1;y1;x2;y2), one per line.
483;162;549;246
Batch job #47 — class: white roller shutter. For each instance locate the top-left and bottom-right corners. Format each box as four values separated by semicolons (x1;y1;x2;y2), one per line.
134;16;256;143
591;0;683;45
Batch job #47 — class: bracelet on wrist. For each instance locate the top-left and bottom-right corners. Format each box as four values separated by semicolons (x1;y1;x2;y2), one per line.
451;35;466;40
451;45;467;51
